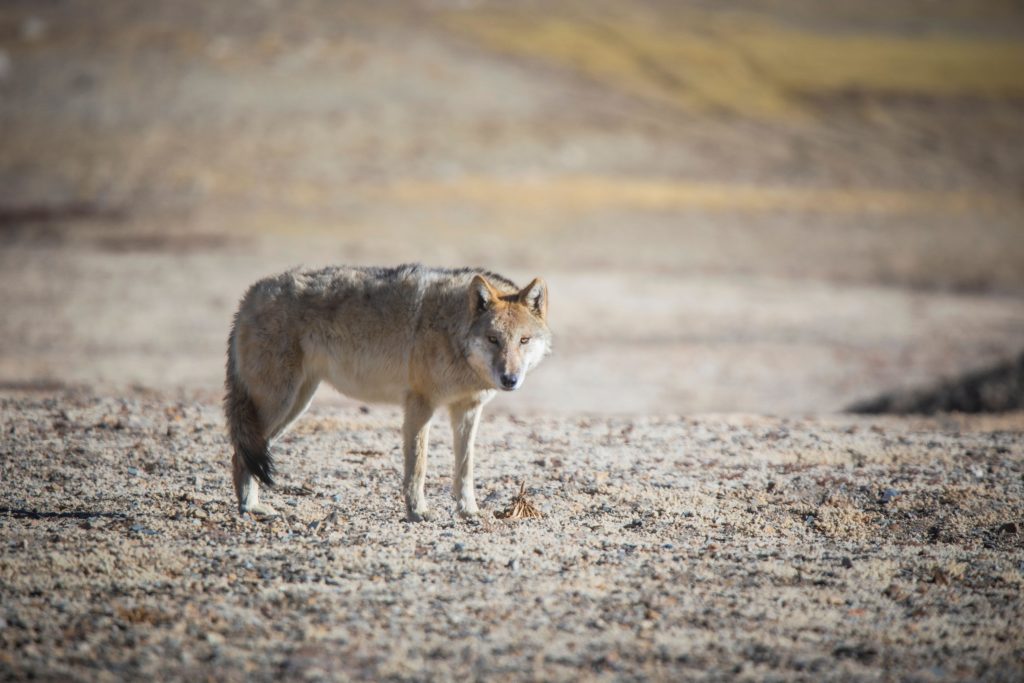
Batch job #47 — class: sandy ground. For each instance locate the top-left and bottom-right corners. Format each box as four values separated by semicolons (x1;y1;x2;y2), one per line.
2;390;1023;681
3;233;1024;417
3;1;1024;680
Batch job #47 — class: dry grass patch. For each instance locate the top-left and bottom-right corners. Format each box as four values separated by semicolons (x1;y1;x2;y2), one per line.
494;483;543;520
382;175;1003;215
443;7;1024;119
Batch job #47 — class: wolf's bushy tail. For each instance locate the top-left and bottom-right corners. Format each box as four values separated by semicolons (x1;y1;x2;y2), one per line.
225;326;275;487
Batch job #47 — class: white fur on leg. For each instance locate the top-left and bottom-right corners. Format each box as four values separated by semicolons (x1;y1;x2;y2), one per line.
237;476;278;517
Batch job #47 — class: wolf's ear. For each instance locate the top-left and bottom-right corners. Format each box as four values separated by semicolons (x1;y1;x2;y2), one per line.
469;274;498;316
518;277;547;319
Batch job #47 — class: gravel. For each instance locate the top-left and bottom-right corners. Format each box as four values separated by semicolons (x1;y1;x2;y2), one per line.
2;390;1022;681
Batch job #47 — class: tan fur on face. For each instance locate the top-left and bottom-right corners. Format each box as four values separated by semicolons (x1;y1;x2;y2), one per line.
466;275;551;391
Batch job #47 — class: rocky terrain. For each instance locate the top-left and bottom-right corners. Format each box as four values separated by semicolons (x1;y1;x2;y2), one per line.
2;391;1023;681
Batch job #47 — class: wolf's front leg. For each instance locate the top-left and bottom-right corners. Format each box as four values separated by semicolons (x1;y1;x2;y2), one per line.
402;393;435;522
449;398;485;518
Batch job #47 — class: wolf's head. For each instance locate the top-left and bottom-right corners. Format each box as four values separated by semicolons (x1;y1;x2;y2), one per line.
465;274;551;392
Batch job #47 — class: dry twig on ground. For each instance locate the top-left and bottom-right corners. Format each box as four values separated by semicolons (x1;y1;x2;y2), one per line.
495;483;543;520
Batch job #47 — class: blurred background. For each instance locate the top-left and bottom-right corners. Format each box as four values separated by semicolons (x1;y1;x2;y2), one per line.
1;0;1022;415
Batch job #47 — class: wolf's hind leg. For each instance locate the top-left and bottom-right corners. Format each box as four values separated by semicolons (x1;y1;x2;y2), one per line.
233;449;277;517
265;376;320;442
233;375;318;518
226;364;278;516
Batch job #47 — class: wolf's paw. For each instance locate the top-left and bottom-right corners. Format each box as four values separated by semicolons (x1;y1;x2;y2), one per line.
241;502;279;519
405;508;436;523
456;502;480;520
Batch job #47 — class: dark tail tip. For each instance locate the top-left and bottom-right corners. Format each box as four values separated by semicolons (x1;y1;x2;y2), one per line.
240;443;275;487
225;346;275;488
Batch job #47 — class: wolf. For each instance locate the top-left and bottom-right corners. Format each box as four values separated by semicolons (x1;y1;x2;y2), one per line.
224;264;551;522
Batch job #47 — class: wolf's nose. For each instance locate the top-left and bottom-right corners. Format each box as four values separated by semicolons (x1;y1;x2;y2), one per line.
500;373;519;389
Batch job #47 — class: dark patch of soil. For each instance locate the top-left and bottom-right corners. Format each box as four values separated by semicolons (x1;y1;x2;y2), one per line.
849;351;1024;415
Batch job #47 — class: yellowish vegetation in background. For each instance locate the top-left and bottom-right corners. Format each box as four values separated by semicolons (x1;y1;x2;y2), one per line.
383;175;1001;215
444;8;1024;118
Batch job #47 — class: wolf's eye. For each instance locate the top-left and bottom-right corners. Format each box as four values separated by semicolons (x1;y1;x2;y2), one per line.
520;337;531;345
488;336;499;345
